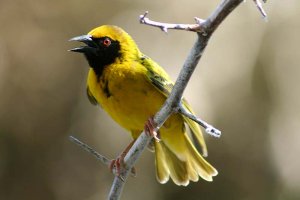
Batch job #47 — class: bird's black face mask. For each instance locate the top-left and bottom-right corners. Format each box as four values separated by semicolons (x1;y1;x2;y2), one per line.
69;34;121;77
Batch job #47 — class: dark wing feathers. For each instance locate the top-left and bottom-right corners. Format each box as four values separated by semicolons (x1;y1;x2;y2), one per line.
86;86;98;105
140;55;208;156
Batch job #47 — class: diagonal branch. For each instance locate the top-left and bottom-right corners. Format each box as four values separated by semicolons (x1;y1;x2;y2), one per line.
253;0;268;19
69;136;110;165
69;136;136;178
107;0;268;199
109;28;207;200
66;0;269;199
67;0;270;199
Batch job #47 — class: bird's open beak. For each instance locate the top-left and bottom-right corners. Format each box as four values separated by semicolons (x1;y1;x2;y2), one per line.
69;34;98;54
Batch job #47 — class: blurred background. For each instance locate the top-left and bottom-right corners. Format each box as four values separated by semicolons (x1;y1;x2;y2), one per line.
0;0;299;199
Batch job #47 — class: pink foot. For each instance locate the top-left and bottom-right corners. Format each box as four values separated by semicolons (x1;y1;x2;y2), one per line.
109;156;124;176
109;140;137;178
144;117;160;141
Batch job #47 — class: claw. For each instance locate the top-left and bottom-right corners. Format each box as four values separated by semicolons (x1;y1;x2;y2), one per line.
109;157;123;176
109;140;137;177
109;159;116;173
144;117;161;142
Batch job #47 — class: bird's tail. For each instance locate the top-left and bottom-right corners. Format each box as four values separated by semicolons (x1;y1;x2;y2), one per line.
154;129;217;186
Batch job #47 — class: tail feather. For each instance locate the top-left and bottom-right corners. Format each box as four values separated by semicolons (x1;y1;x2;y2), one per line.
155;141;169;184
155;141;189;186
161;142;189;186
185;136;218;181
186;160;199;182
155;129;217;186
182;99;208;157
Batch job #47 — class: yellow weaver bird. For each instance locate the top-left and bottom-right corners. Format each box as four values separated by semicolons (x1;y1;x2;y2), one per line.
70;25;217;186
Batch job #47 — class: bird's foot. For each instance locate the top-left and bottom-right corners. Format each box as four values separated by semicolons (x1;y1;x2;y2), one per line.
144;117;161;142
109;156;124;177
109;140;137;179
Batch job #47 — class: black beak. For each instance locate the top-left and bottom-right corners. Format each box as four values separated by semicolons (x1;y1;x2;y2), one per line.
69;34;98;54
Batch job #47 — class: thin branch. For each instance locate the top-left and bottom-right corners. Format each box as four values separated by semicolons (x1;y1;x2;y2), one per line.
69;136;135;178
69;136;110;165
178;104;221;138
253;0;267;19
139;11;205;33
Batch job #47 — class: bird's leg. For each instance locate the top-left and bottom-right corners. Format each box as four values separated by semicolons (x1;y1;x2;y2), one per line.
109;140;136;177
144;117;161;142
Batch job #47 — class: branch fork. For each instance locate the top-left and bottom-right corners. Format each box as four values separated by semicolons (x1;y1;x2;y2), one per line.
178;103;221;138
69;136;136;179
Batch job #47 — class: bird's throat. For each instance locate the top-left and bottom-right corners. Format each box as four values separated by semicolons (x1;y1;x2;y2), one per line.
84;40;121;78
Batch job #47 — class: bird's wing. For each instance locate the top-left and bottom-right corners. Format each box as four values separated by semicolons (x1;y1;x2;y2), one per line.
141;55;208;156
86;86;98;105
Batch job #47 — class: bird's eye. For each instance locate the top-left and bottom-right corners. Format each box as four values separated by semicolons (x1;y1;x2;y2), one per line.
102;38;111;47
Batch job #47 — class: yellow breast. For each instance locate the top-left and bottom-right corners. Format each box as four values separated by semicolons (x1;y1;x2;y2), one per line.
87;61;166;133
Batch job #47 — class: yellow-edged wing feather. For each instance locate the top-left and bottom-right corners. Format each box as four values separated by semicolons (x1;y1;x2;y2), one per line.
140;55;208;156
139;55;217;185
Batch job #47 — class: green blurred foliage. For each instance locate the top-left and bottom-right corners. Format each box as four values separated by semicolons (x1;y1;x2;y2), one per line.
1;0;300;200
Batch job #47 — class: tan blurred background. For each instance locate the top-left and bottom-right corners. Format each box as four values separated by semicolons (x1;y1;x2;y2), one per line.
1;0;300;199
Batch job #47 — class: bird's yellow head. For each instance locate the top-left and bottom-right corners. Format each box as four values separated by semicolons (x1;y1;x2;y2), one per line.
69;25;140;76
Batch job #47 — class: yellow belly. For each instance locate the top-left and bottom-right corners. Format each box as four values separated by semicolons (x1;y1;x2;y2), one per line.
87;63;168;135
